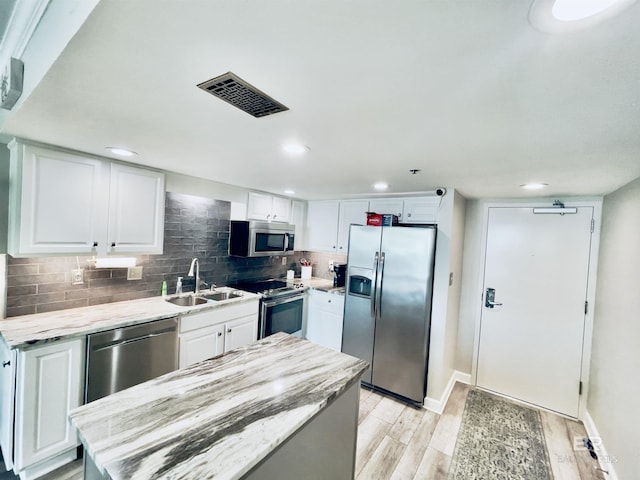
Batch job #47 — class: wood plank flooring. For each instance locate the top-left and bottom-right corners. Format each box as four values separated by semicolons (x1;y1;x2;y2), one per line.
356;383;605;480
1;382;604;480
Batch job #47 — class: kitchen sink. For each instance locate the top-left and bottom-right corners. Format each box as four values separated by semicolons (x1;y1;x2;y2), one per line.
199;291;243;301
165;295;209;307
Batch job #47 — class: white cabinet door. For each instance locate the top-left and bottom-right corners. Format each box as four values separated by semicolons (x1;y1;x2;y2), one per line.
336;200;369;253
9;143;108;255
271;196;291;223
402;197;439;223
108;163;165;254
368;199;404;222
291;200;306;251
0;340;16;470
14;338;85;470
179;324;225;368
247;192;273;221
224;316;257;352
306;292;344;351
306;201;340;252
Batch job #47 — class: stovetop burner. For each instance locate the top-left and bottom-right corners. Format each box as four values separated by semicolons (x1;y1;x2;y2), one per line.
232;279;302;298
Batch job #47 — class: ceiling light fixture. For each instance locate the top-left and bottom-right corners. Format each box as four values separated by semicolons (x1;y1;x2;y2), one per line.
521;182;549;190
529;0;637;32
106;147;137;157
282;143;309;155
284;189;295;195
373;182;389;190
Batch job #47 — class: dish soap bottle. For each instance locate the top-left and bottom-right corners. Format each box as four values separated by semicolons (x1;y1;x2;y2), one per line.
176;277;183;295
161;280;167;297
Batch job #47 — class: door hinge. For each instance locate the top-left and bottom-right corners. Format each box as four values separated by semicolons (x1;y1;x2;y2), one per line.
579;381;583;395
584;300;588;315
590;218;595;233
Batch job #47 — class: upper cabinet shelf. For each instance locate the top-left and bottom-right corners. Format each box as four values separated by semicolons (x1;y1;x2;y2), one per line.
7;140;165;257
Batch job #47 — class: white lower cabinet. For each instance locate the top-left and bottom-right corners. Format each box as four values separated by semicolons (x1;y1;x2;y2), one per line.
0;337;85;479
179;324;225;368
305;291;345;351
179;299;259;368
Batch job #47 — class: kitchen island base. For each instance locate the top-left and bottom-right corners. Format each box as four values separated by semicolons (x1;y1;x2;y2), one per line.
244;381;359;480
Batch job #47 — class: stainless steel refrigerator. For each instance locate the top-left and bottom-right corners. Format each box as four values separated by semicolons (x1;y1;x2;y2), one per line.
342;224;436;406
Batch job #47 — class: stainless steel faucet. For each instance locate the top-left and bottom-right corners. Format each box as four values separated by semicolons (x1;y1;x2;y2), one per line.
187;258;200;294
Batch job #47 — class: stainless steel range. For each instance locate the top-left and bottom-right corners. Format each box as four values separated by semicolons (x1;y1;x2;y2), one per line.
232;279;305;339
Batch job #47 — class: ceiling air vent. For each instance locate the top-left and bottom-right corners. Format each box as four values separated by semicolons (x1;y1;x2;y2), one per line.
197;72;289;118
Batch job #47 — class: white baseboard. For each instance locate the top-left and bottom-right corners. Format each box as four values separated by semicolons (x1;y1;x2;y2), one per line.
424;370;471;414
582;411;619;480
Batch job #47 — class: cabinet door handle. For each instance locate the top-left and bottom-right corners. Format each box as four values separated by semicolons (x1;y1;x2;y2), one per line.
273;214;277;219
111;242;116;248
407;213;412;217
2;361;10;368
217;332;222;337
93;242;98;247
227;328;232;333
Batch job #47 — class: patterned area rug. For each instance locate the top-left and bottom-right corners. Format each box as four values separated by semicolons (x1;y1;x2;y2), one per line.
448;389;553;480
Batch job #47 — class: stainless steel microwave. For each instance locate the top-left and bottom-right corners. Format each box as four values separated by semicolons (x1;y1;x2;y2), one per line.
229;221;295;257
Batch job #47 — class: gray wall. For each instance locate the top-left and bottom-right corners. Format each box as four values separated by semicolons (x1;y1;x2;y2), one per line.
588;176;640;480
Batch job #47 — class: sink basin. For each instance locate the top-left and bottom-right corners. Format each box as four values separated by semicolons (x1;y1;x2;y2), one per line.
200;291;243;301
165;296;208;306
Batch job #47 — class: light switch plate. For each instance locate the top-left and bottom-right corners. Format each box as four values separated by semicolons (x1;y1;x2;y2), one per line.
127;266;143;280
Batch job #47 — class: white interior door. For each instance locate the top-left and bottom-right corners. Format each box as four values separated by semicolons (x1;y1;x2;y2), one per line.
477;206;594;417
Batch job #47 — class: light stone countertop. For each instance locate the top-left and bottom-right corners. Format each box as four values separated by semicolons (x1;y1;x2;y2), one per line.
0;288;261;349
70;332;368;480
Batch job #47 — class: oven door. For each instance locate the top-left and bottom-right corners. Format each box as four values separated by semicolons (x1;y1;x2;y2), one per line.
260;294;304;339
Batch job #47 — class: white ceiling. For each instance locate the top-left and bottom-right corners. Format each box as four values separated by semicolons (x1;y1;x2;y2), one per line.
1;0;639;200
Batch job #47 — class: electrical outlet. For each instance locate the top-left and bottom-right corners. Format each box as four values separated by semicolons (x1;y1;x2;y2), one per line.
328;260;334;272
71;269;84;285
127;266;143;280
281;257;287;265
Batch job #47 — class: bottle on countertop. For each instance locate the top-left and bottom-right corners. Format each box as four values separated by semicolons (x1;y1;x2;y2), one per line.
161;280;167;297
176;277;183;295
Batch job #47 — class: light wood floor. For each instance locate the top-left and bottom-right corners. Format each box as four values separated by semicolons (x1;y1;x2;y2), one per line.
1;382;605;480
356;382;605;480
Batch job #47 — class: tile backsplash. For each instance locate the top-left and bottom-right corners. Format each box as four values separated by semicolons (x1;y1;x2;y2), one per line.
5;192;312;317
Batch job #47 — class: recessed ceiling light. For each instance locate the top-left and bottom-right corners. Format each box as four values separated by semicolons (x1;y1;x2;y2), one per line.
373;182;389;190
284;189;295;195
106;147;137;157
521;183;548;190
552;0;626;21
282;143;309;155
529;0;637;32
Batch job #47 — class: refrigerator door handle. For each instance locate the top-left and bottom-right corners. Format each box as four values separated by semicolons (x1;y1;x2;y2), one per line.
376;252;385;319
371;252;379;317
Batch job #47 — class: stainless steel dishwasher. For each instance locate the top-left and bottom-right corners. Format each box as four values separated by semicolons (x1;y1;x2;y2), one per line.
85;317;179;403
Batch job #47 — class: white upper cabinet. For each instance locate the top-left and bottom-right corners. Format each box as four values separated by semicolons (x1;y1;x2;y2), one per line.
247;192;291;223
8;140;165;257
336;200;369;253
291;200;306;251
305;200;340;252
108;163;165;254
306;200;368;253
402;197;439;223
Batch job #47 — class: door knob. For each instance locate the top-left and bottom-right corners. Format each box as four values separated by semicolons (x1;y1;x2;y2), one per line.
485;288;503;309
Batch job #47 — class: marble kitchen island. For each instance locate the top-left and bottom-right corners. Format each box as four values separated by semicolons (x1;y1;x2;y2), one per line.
69;333;368;480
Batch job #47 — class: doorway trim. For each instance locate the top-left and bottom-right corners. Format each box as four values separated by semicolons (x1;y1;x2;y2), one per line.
470;197;602;420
